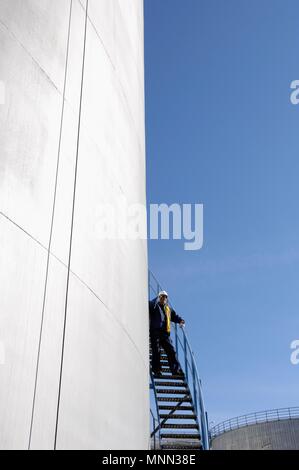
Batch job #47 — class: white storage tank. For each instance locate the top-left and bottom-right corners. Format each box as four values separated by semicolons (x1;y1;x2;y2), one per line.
211;407;299;450
0;0;148;450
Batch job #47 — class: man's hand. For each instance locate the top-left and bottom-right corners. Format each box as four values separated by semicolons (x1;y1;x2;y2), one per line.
179;320;185;328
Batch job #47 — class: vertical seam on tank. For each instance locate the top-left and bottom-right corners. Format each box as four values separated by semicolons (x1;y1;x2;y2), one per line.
28;0;74;450
54;0;89;450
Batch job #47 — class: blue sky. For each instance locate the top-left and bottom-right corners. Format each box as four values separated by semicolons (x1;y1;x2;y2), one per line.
144;0;299;426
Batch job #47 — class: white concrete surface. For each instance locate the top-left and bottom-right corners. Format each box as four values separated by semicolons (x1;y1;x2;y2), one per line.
0;0;148;450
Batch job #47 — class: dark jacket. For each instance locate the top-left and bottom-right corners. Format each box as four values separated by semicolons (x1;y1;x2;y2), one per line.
149;297;184;332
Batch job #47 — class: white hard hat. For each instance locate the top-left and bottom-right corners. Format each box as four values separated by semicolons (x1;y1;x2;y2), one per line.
158;290;168;297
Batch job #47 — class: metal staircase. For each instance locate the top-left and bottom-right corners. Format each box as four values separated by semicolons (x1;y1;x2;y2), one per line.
150;347;202;450
149;271;209;451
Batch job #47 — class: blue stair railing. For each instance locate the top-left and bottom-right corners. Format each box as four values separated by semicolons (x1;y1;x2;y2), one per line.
149;270;209;450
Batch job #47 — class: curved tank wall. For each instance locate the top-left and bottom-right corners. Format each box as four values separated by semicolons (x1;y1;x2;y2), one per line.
211;419;299;450
0;0;148;450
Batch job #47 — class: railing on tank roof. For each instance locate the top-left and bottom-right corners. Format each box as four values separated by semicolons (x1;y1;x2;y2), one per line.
210;406;299;440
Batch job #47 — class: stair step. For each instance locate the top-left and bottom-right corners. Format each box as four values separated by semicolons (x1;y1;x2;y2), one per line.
159;405;194;411
161;433;201;440
161;423;199;429
160;414;197;420
150;356;168;359
160;368;184;376
150;362;169;366
156;389;189;395
155;374;185;380
150;354;168;358
157;397;192;402
155;381;186;387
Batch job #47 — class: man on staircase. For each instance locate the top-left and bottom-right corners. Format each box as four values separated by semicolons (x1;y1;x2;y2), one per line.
149;291;185;378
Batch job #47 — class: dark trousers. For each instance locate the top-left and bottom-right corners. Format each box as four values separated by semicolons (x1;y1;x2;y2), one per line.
150;329;181;374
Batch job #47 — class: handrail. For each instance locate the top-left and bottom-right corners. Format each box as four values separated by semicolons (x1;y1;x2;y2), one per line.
148;269;210;450
210;406;299;439
173;323;210;450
